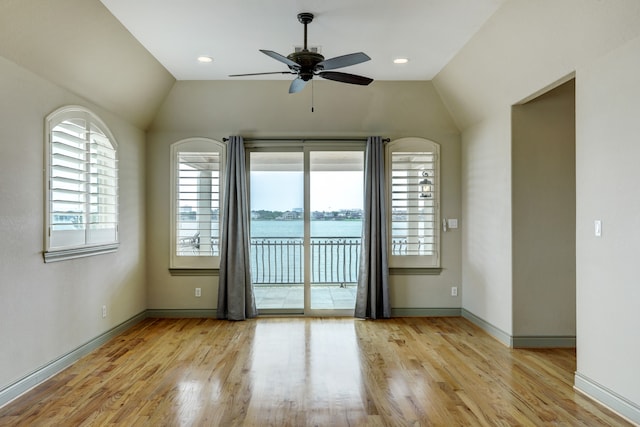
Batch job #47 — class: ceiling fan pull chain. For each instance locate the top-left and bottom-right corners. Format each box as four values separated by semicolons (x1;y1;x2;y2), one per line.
311;80;315;112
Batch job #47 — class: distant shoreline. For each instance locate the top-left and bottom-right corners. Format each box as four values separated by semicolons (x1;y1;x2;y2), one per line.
252;218;362;221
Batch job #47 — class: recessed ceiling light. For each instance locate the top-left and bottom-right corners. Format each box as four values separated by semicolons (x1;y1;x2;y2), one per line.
197;56;213;63
393;58;409;64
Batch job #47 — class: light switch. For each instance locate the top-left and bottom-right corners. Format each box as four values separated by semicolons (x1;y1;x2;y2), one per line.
448;219;458;229
594;220;602;237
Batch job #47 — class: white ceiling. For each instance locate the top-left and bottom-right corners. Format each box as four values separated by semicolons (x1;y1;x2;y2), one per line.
100;0;505;82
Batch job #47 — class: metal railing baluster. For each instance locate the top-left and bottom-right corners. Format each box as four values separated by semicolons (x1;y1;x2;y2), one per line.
249;237;404;286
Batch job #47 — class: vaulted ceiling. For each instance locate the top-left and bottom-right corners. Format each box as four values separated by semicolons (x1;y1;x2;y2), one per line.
1;0;508;129
99;0;505;81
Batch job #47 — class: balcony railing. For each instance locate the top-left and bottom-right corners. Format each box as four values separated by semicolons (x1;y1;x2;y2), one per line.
179;234;412;286
250;237;361;285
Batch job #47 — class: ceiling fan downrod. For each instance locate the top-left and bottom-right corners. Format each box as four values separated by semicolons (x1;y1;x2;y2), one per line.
298;12;314;51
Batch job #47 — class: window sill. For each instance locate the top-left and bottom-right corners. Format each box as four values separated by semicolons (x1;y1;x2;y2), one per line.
169;268;219;276
168;268;437;276
389;267;442;275
43;243;119;263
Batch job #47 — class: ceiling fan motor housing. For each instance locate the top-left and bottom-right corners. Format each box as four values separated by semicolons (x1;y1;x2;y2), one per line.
287;51;325;80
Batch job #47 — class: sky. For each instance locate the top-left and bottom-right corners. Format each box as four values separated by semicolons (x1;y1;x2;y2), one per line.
250;171;363;211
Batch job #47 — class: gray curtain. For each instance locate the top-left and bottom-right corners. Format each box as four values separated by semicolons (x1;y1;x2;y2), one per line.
217;136;257;320
355;136;391;319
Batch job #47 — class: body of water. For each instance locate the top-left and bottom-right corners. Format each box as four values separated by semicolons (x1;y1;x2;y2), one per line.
249;220;363;284
251;219;363;238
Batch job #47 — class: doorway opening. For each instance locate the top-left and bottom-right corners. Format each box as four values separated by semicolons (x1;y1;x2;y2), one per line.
511;78;576;346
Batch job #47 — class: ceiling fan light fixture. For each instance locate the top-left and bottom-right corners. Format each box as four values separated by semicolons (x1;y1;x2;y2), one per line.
393;58;409;64
197;55;213;63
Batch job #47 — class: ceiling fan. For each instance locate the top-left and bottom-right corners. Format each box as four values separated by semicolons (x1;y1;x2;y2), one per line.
229;12;373;94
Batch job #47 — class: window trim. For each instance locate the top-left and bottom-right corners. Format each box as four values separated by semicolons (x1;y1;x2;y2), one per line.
170;138;225;269
43;105;119;263
386;137;441;268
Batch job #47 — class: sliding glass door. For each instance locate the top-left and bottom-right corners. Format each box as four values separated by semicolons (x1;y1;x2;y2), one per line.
249;151;304;313
309;151;364;312
249;146;364;315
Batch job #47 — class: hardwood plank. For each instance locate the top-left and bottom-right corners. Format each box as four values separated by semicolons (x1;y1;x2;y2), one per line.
0;317;632;426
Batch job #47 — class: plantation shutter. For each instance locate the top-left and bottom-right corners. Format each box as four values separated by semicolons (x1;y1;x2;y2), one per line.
88;122;118;244
176;152;221;257
50;118;88;248
387;138;440;268
49;113;118;250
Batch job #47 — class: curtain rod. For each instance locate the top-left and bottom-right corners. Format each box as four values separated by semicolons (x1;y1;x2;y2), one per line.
223;137;390;142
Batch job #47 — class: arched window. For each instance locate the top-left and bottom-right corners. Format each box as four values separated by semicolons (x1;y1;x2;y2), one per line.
44;106;118;262
386;137;440;268
170;138;225;269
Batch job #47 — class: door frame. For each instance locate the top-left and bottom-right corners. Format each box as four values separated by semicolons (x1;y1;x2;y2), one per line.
246;141;365;316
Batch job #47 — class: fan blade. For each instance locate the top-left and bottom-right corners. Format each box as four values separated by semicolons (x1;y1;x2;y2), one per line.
289;78;308;94
316;52;370;71
260;49;300;70
318;71;373;86
229;71;294;77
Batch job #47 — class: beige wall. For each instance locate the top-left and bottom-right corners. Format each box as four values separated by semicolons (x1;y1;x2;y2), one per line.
434;0;640;417
0;0;175;129
0;57;147;390
146;80;462;311
512;80;576;337
434;0;640;131
576;33;640;410
459;110;513;334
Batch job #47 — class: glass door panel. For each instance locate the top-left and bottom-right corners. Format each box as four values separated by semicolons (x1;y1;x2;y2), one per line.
249;152;304;312
309;151;364;312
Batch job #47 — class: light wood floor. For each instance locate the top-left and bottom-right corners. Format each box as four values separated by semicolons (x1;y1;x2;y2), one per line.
0;317;632;426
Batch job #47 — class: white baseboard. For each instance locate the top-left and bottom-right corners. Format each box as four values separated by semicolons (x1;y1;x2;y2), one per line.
146;309;217;318
391;307;461;317
574;372;640;425
461;308;512;347
460;309;577;349
151;308;463;318
512;335;576;348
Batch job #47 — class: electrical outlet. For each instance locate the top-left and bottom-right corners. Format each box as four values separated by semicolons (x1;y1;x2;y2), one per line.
451;287;458;297
102;305;107;318
195;288;201;297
